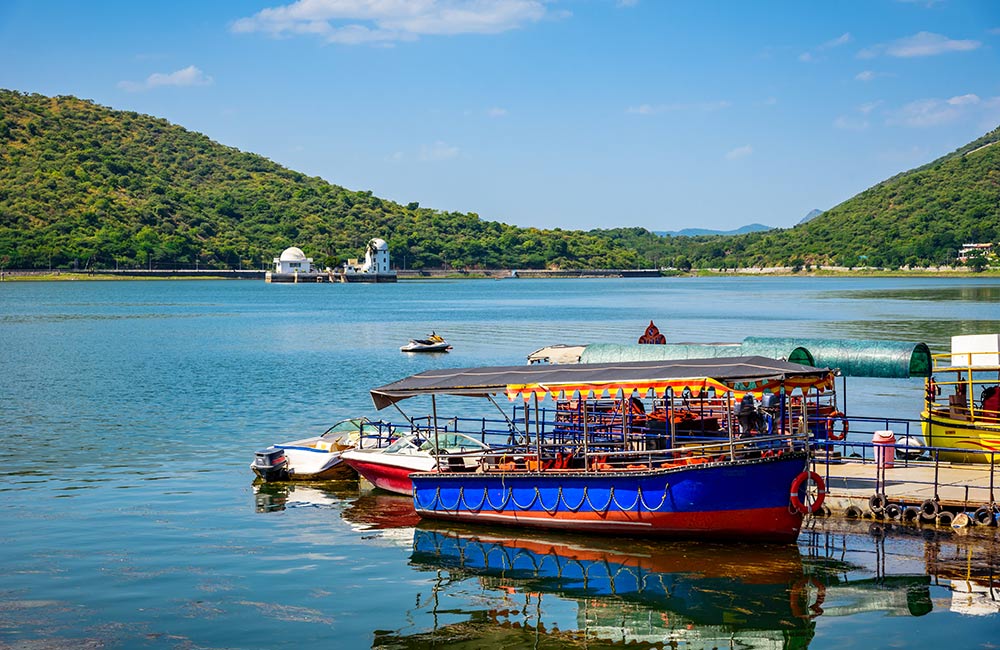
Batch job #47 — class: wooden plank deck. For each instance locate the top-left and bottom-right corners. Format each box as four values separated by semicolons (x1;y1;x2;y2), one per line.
816;458;999;512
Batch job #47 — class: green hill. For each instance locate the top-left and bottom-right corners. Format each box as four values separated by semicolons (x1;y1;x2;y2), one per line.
0;90;642;271
1;89;997;272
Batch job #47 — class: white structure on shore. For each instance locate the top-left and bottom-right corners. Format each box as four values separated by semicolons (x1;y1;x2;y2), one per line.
344;238;393;276
274;247;313;274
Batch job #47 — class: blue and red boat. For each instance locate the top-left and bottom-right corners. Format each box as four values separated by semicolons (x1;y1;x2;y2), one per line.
368;356;836;543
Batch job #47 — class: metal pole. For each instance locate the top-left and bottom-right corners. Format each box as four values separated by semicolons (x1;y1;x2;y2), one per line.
432;395;441;471
534;394;541;469
582;398;589;467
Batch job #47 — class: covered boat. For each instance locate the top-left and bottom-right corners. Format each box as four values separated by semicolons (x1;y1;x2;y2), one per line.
369;356;837;542
922;334;1000;463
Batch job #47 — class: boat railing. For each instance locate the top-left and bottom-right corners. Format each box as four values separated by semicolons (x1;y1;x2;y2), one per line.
379;407;812;472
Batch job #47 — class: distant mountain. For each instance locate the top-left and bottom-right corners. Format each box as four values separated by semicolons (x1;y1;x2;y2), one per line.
655;223;773;237
797;209;824;225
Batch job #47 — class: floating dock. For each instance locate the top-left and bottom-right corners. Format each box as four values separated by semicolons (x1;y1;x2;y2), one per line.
815;454;998;527
265;271;397;283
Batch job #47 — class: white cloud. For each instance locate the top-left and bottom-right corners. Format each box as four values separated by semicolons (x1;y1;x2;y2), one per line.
947;93;980;106
419;140;459;161
833;115;869;131
800;32;851;62
859;31;981;58
725;145;752;160
387;151;404;163
616;0;639;6
886;93;993;127
118;65;213;92
859;101;883;115
990;28;1000;35
626;100;731;115
486;107;508;117
821;32;852;49
232;0;547;45
855;70;876;81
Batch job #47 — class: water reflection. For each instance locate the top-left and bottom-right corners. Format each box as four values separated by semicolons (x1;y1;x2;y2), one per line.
377;524;818;649
830;286;1000;303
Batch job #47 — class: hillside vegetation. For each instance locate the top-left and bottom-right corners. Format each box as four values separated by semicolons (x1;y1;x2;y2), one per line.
0;90;640;270
1;89;997;271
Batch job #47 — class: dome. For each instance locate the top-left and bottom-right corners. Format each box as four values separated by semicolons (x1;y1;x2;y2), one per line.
279;247;307;261
368;238;388;251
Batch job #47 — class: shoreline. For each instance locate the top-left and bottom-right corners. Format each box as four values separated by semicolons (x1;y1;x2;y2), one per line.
1;267;998;282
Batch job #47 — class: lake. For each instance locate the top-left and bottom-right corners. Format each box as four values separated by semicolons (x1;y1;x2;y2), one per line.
2;276;1000;649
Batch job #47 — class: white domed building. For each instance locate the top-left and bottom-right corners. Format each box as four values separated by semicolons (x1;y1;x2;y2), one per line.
360;238;390;274
273;247;313;274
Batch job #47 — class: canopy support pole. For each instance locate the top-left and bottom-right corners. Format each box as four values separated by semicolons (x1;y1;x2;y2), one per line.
432;394;440;471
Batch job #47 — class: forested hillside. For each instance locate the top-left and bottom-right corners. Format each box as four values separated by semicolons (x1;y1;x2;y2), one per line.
1;89;997;271
0;90;641;270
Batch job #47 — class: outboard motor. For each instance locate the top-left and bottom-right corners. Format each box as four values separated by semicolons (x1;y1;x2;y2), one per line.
253;446;289;482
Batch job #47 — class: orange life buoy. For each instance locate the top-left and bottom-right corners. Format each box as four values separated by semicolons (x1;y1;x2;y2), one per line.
825;410;848;441
789;576;827;618
789;470;826;514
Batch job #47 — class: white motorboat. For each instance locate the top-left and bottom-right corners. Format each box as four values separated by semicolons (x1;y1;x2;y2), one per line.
400;332;452;353
341;432;490;495
251;418;396;482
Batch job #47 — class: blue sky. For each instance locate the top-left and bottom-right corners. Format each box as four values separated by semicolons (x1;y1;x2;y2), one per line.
1;1;998;231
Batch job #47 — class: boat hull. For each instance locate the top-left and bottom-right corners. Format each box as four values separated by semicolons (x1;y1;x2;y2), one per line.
411;454;807;542
342;452;435;495
921;411;1000;464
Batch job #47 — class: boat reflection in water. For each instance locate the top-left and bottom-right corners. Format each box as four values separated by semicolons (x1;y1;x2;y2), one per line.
376;525;831;649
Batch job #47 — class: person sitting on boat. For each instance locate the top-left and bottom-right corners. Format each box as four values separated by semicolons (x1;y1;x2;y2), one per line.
737;393;756;435
982;385;1000;421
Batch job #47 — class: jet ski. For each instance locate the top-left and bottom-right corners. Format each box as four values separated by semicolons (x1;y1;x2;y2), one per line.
400;332;452;353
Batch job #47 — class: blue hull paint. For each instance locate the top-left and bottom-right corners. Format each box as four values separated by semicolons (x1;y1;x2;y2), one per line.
411;453;808;540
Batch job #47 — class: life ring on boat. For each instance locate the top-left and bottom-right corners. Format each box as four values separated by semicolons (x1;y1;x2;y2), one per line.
825;411;848;441
789;576;826;618
789;470;826;514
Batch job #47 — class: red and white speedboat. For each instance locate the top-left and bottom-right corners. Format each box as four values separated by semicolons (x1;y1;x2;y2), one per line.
341;432;490;495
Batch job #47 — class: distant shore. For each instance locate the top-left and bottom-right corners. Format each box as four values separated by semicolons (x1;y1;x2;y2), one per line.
1;266;997;282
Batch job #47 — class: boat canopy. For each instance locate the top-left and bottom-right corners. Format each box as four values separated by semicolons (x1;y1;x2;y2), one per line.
580;342;815;367
370;355;836;410
574;337;930;379
742;337;931;379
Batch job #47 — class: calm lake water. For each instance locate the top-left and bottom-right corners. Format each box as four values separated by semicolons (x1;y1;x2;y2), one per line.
2;277;1000;649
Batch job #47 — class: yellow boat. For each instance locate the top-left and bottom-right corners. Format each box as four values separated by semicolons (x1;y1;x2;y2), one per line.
922;335;1000;463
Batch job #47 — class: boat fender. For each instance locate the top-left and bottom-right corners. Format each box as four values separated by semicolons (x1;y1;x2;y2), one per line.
844;504;864;519
825;411;848;441
973;506;996;526
936;510;954;527
951;512;972;529
789;470;826;514
919;499;940;522
868;493;888;515
885;503;903;521
902;506;921;522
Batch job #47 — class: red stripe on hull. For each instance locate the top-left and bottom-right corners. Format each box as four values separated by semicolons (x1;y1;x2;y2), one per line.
416;505;803;543
343;459;415;495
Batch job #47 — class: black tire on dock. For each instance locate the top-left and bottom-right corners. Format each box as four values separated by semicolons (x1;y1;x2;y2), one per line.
845;504;863;519
885;503;903;521
973;506;996;526
902;506;920;522
869;493;888;515
920;499;940;522
936;511;954;527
